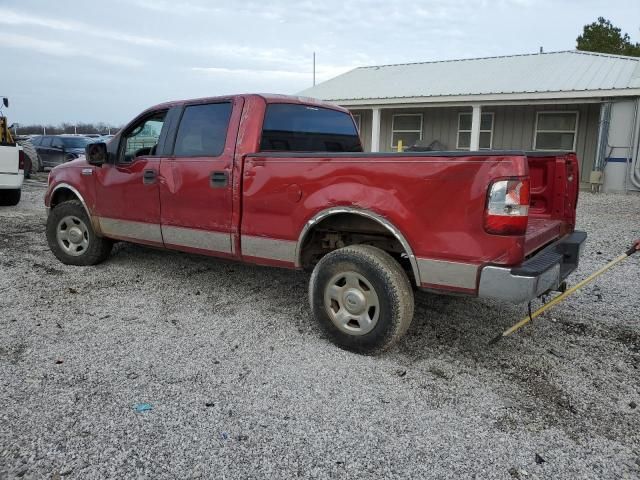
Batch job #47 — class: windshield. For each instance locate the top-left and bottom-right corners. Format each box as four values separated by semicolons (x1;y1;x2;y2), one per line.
61;137;93;148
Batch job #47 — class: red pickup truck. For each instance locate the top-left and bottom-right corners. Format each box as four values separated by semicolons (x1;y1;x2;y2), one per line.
45;94;586;353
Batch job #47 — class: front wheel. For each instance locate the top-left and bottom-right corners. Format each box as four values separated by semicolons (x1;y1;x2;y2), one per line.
46;200;112;266
309;245;414;354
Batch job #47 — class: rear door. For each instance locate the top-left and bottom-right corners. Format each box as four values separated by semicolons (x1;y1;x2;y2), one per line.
93;110;170;246
158;98;242;257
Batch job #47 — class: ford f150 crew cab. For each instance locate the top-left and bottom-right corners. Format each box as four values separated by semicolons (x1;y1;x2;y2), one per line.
44;94;586;353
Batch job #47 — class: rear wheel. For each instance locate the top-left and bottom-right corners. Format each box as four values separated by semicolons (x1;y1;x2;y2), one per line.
0;189;21;206
309;245;414;354
46;200;112;266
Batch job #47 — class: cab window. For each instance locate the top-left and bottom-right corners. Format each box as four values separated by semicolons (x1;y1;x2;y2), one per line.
260;104;362;152
173;102;232;157
120;111;166;163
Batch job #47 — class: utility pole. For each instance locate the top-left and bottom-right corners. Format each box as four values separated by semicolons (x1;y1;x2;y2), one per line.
313;52;316;86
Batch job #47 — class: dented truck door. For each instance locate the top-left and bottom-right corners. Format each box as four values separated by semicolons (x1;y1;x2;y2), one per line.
158;97;243;257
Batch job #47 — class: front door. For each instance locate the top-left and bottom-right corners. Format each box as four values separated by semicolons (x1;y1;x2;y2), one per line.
94;110;168;246
159;99;241;257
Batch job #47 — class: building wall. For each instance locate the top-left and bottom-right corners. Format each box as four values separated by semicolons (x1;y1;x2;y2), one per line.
350;103;601;184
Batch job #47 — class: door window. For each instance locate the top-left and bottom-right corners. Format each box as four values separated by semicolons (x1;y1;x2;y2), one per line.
120;112;167;163
173;102;232;157
40;137;52;147
52;137;64;149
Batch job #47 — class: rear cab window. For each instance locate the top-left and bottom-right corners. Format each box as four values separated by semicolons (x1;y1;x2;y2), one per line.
173;102;232;157
260;103;362;153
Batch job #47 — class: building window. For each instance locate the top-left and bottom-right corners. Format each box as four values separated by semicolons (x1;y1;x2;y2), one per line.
391;114;422;150
457;112;493;150
534;112;578;151
352;114;361;133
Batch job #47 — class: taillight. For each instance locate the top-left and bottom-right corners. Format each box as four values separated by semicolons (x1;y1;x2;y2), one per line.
18;149;25;171
484;178;530;235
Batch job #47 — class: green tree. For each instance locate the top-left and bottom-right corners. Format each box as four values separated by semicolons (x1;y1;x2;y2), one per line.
576;17;640;57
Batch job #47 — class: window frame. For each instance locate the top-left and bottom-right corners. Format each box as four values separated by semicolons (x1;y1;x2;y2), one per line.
117;109;168;164
533;111;579;152
352;113;361;133
390;113;423;150
456;112;494;150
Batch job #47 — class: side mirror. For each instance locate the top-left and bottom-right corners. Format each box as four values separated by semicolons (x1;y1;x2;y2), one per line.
86;142;108;166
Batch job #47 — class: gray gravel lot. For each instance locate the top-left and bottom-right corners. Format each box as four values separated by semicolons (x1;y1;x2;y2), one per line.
1;179;639;479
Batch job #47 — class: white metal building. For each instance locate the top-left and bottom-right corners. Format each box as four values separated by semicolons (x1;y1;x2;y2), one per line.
300;50;640;192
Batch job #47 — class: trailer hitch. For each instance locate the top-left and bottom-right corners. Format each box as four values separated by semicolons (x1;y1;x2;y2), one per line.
489;239;640;344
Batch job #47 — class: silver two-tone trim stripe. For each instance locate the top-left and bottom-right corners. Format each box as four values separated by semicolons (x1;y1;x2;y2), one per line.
241;235;297;263
98;217;163;243
163;225;231;253
417;258;479;290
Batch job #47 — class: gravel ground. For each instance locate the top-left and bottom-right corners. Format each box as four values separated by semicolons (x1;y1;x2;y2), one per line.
1;179;639;479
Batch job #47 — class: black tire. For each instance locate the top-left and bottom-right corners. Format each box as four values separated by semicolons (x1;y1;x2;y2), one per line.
0;189;21;206
46;200;112;266
309;245;414;354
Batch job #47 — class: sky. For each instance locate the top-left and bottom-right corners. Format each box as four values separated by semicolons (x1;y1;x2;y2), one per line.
1;0;639;125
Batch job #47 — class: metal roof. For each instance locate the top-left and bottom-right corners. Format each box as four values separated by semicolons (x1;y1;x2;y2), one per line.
299;51;640;104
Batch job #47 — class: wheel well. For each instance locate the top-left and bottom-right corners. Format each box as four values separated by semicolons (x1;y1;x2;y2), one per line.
50;187;80;208
299;213;415;282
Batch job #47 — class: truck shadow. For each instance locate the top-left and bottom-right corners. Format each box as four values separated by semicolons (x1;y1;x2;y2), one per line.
108;241;522;350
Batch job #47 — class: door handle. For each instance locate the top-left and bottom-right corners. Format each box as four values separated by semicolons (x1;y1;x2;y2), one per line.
143;169;157;185
210;171;228;188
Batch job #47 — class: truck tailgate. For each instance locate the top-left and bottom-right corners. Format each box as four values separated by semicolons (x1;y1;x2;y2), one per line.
0;145;19;174
524;152;579;256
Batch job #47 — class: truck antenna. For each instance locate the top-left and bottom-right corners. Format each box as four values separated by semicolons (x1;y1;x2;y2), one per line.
313;52;316;86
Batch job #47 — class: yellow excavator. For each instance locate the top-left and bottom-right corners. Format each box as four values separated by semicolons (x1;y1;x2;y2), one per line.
0;97;14;144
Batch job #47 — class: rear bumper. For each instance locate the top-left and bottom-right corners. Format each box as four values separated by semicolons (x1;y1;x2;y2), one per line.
0;171;24;189
478;231;587;303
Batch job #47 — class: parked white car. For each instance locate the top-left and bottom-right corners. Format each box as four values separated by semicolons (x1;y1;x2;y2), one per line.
0;144;24;206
